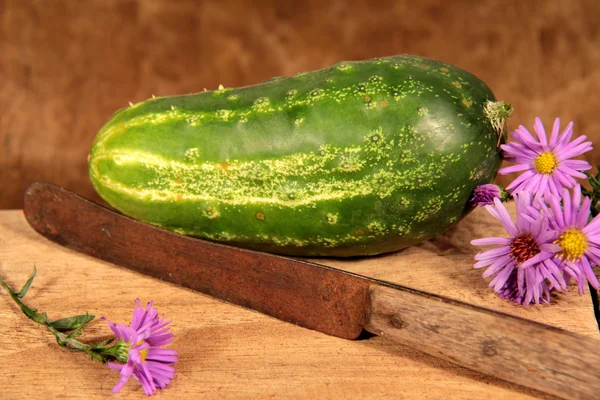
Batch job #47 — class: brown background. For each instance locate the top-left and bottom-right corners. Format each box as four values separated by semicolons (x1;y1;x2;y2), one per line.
2;0;600;209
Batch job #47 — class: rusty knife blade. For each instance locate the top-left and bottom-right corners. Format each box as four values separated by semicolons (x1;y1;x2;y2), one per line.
23;182;373;339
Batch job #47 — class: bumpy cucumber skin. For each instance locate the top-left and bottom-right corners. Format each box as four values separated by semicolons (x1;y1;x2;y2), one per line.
89;55;502;257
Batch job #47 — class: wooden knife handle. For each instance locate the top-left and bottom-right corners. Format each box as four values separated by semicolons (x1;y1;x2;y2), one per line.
365;284;600;400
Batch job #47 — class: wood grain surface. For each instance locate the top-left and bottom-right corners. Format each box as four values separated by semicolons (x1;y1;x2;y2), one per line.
1;202;598;399
2;0;600;209
365;285;600;400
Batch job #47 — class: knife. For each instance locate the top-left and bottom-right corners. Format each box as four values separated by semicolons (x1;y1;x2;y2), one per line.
23;182;600;400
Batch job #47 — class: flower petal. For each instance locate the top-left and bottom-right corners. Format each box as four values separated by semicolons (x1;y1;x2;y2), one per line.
491;263;516;292
557;121;574;145
520;251;554;269
582;257;600;289
559;165;587;180
539;243;561;254
485;198;518;236
471;237;513;246
548;118;560;146
504;170;536;192
481;256;513;278
534;117;548;145
498;163;532;174
561;159;592;171
112;361;135;394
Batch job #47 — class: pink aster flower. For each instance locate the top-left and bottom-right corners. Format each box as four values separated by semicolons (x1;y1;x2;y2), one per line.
499;117;592;198
470;184;510;206
542;186;600;293
471;191;565;305
104;300;178;396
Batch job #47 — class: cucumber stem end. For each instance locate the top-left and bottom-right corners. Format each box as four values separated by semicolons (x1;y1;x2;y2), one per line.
485;100;514;147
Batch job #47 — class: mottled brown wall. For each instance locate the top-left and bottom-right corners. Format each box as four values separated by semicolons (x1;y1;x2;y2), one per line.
2;0;600;209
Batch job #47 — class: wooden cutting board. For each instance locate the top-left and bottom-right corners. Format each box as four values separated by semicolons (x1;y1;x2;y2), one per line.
0;203;597;399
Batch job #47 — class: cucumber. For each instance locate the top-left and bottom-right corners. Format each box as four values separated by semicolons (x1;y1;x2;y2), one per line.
89;55;511;257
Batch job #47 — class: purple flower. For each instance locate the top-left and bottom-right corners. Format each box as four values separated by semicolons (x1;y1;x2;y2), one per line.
541;185;600;293
499;117;592;198
470;184;509;206
471;191;565;305
104;300;178;396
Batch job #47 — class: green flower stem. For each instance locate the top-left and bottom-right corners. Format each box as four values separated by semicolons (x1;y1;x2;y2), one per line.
0;266;126;363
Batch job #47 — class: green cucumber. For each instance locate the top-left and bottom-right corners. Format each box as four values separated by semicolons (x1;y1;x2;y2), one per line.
89;55;511;257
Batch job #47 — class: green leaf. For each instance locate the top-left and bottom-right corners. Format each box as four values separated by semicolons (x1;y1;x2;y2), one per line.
16;265;37;298
66;330;84;339
1;267;119;364
92;337;116;349
0;267;47;324
48;314;95;332
29;309;48;324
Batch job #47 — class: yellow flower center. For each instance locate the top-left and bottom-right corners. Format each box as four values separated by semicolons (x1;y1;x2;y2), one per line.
534;152;558;174
136;340;148;362
556;228;588;261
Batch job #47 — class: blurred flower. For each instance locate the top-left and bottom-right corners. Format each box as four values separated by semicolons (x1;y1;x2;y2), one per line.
471;191;565;305
541;186;600;293
470;184;510;206
499;117;592;198
104;300;177;396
